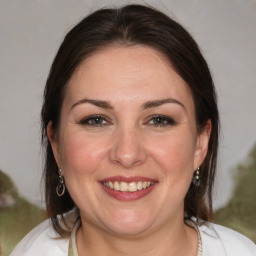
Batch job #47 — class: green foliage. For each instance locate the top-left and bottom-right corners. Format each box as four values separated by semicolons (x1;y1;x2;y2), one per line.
0;170;17;194
214;144;256;242
0;171;46;256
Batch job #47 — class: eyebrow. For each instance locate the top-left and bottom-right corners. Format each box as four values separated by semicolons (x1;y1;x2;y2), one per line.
71;98;185;111
141;98;185;110
71;99;114;110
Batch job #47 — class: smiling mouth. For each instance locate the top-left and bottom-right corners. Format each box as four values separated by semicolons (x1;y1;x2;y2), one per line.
102;181;155;192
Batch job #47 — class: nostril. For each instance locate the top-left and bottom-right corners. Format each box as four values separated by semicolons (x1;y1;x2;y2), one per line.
109;149;147;168
109;130;148;168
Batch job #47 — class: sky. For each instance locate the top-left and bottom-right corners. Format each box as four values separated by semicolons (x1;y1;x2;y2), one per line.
0;0;256;209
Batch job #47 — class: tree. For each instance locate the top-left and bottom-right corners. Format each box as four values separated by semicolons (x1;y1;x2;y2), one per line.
214;144;256;242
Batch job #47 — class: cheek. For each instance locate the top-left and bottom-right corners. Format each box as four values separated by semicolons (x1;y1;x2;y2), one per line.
59;130;109;176
58;130;111;207
148;131;196;178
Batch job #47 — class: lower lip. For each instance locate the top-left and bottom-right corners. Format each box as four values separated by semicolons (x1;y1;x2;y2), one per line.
99;182;157;201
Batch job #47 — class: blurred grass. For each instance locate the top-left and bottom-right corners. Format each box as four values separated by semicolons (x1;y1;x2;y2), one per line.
0;170;46;256
214;144;256;242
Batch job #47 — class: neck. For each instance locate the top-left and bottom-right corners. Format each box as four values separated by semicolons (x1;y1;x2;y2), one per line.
76;215;198;256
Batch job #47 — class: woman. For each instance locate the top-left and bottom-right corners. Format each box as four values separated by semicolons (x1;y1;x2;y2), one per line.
11;4;255;256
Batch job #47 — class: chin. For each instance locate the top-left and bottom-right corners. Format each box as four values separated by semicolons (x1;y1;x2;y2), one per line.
101;209;154;237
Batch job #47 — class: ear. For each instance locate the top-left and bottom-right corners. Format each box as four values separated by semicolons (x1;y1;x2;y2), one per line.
47;121;62;170
193;119;212;170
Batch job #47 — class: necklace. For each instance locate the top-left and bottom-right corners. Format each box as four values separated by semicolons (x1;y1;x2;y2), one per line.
185;219;202;256
69;219;203;256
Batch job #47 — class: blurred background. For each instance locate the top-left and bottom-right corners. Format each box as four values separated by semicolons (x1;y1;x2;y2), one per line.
0;0;256;255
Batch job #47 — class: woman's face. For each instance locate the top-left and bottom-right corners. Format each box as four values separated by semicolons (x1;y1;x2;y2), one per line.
48;45;210;236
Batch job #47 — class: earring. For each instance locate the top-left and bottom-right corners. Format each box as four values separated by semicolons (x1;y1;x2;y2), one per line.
192;167;200;187
56;169;66;197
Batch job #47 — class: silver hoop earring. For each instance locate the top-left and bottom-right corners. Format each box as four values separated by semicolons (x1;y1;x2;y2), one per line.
192;167;200;187
56;169;66;197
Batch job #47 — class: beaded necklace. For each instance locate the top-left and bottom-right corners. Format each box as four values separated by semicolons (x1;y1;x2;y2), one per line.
185;219;203;256
68;219;202;256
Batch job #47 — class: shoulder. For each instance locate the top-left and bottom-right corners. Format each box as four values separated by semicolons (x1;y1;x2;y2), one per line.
10;218;69;256
198;221;256;256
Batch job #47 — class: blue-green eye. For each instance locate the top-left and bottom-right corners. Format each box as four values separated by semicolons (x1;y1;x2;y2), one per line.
148;115;176;126
79;115;109;126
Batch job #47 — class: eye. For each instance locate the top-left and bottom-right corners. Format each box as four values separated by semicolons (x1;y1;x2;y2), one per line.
79;115;110;126
147;115;176;127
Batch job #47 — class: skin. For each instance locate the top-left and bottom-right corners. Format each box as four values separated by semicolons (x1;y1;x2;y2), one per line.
48;45;211;256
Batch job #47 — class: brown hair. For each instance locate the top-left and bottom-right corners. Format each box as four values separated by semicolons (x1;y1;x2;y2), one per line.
41;4;219;236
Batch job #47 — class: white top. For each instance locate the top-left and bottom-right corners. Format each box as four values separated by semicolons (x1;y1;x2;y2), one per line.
10;218;256;256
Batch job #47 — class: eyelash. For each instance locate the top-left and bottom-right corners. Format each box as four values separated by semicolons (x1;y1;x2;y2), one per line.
146;115;176;127
78;114;176;127
79;115;110;126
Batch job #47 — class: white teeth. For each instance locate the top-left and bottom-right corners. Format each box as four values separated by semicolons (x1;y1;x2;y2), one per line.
109;181;114;189
120;182;128;191
103;181;154;192
128;182;137;192
137;181;143;190
114;181;120;191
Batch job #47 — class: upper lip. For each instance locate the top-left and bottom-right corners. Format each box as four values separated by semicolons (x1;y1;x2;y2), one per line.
99;176;157;183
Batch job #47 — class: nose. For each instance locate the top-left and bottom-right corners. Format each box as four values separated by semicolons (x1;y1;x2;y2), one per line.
109;126;147;169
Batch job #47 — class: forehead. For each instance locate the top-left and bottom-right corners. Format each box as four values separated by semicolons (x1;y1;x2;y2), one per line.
66;45;194;109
